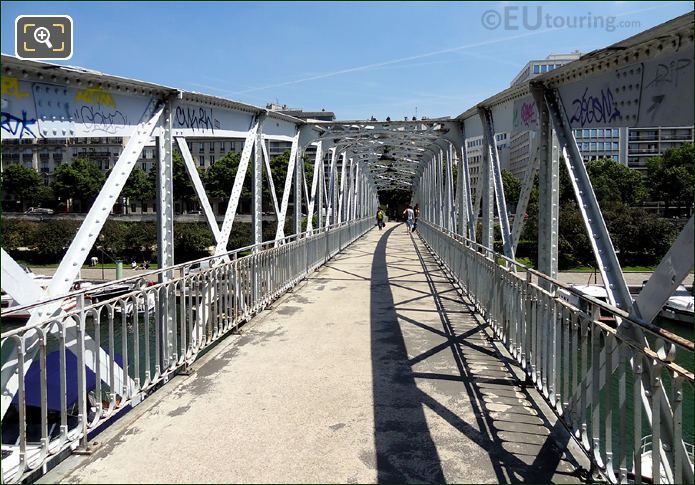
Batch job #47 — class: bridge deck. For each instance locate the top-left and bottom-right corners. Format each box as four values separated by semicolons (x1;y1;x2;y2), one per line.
43;225;588;483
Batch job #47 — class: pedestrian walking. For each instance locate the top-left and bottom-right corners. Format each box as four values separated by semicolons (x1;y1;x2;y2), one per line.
403;206;414;232
376;208;385;230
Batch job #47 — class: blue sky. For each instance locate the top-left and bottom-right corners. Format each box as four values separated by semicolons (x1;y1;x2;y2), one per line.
1;1;692;120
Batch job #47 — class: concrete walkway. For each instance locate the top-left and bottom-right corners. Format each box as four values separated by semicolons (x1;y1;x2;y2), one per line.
43;225;588;484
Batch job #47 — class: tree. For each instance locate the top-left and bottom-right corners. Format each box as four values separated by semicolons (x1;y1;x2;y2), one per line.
122;167;154;201
148;151;198;212
501;169;521;208
267;150;291;211
586;158;647;207
646;143;694;217
204;151;252;212
1;164;43;210
32;220;82;263
174;223;215;262
52;157;105;212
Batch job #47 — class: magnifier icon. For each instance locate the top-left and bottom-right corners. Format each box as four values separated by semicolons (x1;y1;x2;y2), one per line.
33;27;53;49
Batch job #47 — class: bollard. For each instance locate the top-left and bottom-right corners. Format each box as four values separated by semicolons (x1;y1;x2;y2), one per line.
115;260;123;280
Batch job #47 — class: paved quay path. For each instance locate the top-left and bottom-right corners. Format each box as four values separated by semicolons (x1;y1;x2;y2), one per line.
43;225;588;483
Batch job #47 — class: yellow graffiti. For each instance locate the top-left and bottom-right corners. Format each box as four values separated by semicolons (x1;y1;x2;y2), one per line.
74;86;116;108
1;77;29;98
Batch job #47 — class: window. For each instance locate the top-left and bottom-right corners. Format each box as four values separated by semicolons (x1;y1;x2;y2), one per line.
533;64;540;74
583;129;589;137
541;64;548;73
597;129;604;137
199;156;205;167
53;152;63;165
209;155;215;164
590;142;597;150
590;129;597;137
209;143;215;153
612;142;619;149
198;144;204;154
613;128;620;137
142;202;148;213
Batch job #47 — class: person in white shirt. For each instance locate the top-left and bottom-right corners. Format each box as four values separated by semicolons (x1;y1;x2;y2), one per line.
403;206;414;232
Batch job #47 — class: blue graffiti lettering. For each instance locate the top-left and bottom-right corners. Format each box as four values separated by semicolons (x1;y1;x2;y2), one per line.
569;87;621;127
1;110;37;138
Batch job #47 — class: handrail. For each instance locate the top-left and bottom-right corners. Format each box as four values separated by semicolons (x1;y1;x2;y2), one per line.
1;219;366;333
423;220;694;356
417;220;694;484
1;217;374;483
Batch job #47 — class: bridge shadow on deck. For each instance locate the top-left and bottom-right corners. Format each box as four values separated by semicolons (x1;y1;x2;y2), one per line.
370;225;582;483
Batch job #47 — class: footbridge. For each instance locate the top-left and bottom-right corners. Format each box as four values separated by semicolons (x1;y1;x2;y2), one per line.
2;13;694;484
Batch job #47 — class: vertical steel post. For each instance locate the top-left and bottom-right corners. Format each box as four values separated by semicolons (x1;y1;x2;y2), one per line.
337;151;347;224
445;143;455;231
294;144;303;236
251;119;264;304
327;148;337;227
532;86;559;286
156;101;175;368
252;120;264;249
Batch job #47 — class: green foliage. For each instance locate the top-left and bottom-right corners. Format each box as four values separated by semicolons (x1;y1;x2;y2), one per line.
29;220;82;263
34;184;55;208
268;150;291;211
149;151;198;209
1;219;39;251
52;157;105;211
1;164;44;208
646;143;694;217
204;151;251;212
122;167;154;200
601;204;677;266
174;223;215;262
501;169;521;207
558;206;593;269
586;158;647;206
204;151;242;199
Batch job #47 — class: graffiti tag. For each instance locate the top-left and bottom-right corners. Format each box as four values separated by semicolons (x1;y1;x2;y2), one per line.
175;106;220;133
519;101;537;128
74;86;116;108
644;58;691;91
1;110;38;138
569;87;621;127
1;77;30;99
75;105;127;134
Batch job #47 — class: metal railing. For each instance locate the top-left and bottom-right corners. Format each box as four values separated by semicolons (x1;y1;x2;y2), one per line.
418;220;694;484
0;217;373;483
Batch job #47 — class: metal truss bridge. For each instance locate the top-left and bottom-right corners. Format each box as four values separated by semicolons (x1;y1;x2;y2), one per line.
1;12;693;484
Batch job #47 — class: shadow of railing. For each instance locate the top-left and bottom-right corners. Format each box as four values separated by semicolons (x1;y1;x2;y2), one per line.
369;226;583;483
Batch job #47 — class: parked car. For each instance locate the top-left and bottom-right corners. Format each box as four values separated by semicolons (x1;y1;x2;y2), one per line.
184;260;212;275
24;207;54;215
